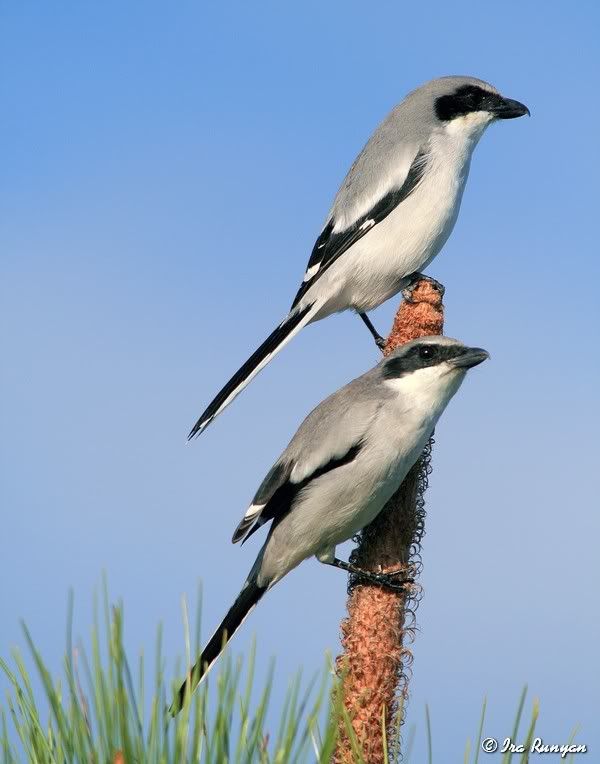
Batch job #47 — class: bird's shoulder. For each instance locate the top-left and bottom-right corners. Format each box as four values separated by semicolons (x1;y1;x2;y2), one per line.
282;370;389;480
329;105;428;231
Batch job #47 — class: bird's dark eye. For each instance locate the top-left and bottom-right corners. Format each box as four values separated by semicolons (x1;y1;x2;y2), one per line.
418;345;438;360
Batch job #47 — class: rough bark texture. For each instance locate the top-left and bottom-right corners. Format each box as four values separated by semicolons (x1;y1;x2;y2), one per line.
333;280;444;764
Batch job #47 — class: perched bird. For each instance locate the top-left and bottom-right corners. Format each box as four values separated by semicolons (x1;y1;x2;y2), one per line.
172;336;489;712
188;76;526;439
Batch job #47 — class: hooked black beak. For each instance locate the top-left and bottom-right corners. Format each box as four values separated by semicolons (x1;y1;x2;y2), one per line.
449;347;490;369
492;96;530;119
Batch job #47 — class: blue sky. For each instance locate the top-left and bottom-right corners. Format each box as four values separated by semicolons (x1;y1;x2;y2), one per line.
1;0;599;758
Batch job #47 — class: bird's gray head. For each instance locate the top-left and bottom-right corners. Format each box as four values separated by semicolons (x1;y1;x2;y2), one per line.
406;76;529;141
381;336;489;393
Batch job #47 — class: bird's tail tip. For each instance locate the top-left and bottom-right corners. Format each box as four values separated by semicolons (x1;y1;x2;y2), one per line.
169;578;268;716
187;418;210;441
168;663;203;716
185;302;315;442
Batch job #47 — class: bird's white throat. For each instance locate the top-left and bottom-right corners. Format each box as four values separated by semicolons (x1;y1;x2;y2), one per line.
385;364;465;416
442;110;494;146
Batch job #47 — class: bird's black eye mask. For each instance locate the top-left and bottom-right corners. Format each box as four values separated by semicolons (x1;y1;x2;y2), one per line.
383;344;468;378
435;85;505;121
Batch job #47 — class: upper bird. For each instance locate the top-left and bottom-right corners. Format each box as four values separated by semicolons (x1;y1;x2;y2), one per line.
189;75;527;439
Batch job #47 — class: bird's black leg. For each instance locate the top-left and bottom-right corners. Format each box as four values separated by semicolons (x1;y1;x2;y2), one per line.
358;312;386;351
402;272;445;303
326;557;413;593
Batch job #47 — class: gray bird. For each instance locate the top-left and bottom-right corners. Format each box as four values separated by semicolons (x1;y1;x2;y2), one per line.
173;336;489;712
189;75;526;439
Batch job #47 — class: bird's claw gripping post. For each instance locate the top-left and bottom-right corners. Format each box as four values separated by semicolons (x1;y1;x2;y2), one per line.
358;570;414;593
402;273;445;303
331;556;413;593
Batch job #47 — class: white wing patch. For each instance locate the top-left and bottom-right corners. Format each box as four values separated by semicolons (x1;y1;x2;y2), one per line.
303;217;373;285
243;503;264;521
303;263;320;282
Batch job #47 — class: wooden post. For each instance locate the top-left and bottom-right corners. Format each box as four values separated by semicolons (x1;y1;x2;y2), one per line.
333;279;444;764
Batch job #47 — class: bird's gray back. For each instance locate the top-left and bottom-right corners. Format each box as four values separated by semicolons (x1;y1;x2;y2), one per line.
280;366;390;477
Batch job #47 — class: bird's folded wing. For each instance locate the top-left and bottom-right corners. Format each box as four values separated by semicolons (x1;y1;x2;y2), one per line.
232;379;384;544
291;143;428;310
231;442;363;545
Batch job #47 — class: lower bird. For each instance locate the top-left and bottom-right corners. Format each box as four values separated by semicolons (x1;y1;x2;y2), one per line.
188;75;527;439
172;335;489;713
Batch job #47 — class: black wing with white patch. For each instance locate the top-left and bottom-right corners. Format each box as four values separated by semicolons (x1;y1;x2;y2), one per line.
232;442;364;545
231;461;293;544
290;148;428;310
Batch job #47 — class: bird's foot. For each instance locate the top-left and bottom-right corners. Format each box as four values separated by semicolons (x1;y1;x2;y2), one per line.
354;568;414;593
330;556;413;592
402;273;445;303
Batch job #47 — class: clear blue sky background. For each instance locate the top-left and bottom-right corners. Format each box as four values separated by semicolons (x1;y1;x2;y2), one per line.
2;1;599;759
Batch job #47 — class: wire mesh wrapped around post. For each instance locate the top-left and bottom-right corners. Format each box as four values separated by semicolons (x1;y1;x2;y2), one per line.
333;279;444;764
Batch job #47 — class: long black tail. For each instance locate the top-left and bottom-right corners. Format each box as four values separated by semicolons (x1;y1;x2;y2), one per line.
188;303;315;440
170;579;267;715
